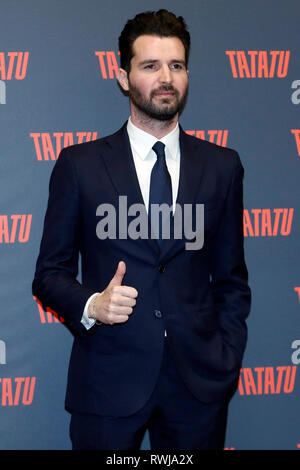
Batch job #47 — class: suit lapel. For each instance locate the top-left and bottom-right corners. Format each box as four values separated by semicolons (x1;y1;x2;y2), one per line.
176;126;206;210
101;123;144;207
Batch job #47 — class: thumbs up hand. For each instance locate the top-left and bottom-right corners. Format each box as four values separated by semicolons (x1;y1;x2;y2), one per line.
88;261;138;325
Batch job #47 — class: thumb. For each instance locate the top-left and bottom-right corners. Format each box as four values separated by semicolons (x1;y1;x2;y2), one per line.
109;261;126;287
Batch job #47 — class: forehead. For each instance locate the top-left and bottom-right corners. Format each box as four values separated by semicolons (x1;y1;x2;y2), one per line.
131;35;186;62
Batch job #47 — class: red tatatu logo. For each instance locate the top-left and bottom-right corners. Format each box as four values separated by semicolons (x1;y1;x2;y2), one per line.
0;215;32;243
0;377;36;406
0;52;29;80
95;51;120;79
185;130;228;147
291;129;300;156
226;51;290;78
33;297;64;324
243;209;293;237
30;132;98;161
238;366;297;395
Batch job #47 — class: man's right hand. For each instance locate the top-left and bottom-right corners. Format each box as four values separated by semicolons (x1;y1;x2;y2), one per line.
88;261;138;325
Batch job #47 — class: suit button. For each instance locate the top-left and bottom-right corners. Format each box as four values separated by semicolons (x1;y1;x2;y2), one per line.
154;310;162;318
158;265;166;273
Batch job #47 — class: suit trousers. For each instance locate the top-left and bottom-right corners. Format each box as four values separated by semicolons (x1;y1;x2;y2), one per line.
69;337;229;450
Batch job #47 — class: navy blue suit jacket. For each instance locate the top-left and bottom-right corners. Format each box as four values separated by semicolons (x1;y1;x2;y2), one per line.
32;123;251;417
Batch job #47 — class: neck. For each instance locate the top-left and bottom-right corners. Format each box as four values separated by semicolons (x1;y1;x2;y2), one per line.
130;108;178;139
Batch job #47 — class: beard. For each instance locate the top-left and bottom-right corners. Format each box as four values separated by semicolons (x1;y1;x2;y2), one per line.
128;82;188;121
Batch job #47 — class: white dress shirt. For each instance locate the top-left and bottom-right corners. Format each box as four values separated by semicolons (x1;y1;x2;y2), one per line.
81;117;181;329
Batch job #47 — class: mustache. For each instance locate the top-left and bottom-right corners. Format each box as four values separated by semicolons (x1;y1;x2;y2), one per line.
150;85;179;99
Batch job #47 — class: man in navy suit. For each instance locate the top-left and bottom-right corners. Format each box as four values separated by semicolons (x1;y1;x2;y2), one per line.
32;9;251;450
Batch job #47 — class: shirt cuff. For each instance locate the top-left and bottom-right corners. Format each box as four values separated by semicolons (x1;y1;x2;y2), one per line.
81;292;100;330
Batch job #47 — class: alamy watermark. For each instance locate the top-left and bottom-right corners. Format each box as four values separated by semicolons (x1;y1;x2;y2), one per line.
0;80;6;104
0;340;6;364
291;80;300;104
96;196;204;250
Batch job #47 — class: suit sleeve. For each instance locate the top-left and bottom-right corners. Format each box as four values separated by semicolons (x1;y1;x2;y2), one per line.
210;151;251;364
32;148;97;336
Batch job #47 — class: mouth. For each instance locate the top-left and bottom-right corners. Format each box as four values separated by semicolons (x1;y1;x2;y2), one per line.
153;91;176;102
153;88;176;98
154;92;174;97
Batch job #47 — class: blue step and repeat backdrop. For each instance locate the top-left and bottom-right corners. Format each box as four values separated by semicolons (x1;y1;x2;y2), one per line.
0;0;299;450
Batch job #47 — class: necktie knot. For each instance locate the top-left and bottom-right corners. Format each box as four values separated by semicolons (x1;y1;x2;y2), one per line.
152;141;166;159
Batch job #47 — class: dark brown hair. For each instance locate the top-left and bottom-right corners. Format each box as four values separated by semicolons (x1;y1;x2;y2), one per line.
118;9;191;73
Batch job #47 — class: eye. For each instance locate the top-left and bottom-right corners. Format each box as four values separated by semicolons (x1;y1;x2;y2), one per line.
170;63;185;71
143;63;158;70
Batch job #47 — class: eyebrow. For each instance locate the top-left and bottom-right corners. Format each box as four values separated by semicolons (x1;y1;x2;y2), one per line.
138;59;186;66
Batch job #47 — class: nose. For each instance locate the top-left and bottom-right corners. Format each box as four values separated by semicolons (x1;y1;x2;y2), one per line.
158;64;172;83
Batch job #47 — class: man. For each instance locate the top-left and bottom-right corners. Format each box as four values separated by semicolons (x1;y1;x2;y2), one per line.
32;9;251;450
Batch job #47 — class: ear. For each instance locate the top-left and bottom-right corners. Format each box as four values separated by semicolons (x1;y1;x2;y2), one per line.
117;68;129;92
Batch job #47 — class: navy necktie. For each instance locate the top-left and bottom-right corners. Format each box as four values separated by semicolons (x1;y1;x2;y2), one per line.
148;141;173;245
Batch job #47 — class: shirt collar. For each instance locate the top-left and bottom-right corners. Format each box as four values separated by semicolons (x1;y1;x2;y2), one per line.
127;116;179;161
